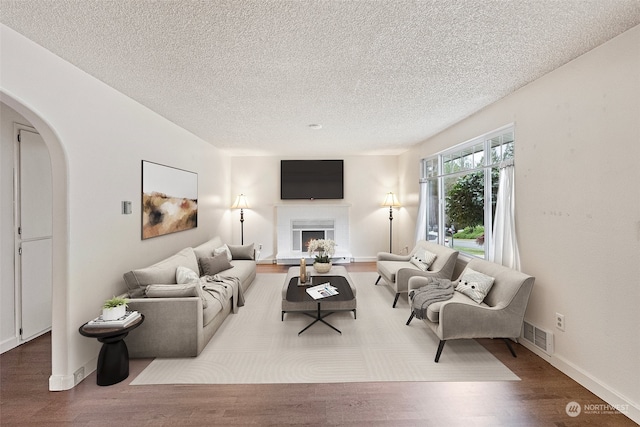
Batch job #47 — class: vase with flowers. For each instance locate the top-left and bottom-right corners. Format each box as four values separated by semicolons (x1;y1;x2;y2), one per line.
307;238;336;273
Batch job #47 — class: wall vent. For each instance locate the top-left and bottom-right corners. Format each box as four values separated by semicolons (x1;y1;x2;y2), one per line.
522;320;554;355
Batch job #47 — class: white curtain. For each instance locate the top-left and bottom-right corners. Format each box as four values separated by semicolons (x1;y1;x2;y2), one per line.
415;180;428;244
490;161;520;270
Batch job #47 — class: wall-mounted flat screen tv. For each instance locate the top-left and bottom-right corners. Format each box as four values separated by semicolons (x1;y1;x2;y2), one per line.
281;160;344;200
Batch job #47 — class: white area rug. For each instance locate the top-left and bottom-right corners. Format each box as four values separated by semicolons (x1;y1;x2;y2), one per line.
131;272;519;385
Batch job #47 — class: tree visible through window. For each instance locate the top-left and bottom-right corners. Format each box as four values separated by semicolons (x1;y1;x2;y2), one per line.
419;126;514;258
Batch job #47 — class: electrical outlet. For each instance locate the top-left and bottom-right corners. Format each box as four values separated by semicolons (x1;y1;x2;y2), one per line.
258;243;263;250
74;367;85;384
555;313;565;331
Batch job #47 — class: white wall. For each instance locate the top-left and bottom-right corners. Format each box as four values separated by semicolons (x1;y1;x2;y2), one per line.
230;155;401;262
398;25;640;422
1;24;232;389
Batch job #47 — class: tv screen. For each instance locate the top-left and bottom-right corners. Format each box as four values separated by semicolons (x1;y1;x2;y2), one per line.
281;160;344;200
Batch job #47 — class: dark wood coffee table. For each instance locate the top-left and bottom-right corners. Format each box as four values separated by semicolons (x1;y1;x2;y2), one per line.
285;275;355;335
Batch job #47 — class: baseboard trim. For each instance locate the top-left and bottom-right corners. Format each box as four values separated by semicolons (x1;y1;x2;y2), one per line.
352;257;376;263
0;336;19;354
520;340;639;424
49;374;75;391
49;356;97;391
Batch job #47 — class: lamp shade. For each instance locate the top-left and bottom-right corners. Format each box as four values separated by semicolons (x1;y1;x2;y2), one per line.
382;192;400;207
231;194;250;209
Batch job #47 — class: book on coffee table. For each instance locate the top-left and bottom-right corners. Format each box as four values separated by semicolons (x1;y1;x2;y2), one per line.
306;283;339;300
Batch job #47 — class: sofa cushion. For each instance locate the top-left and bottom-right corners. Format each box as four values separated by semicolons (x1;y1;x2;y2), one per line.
193;236;224;260
145;284;198;298
123;247;199;297
200;253;234;276
455;268;495;304
426;291;490;322
229;260;256;294
410;249;437;271
202;292;223;326
378;260;419;283
228;243;255;260
202;282;233;326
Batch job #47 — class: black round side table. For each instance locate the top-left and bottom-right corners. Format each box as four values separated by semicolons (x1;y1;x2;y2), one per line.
79;314;144;386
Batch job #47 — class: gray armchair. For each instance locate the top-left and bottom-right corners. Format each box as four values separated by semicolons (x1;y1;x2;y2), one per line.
375;241;459;307
407;258;535;362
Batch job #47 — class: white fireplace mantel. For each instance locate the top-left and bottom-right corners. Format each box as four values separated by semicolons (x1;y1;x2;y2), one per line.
275;204;352;265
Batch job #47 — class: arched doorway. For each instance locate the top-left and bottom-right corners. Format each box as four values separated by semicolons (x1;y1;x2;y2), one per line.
1;90;71;390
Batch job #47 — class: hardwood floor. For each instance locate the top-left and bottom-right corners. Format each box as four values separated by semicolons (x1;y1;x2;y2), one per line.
1;263;633;426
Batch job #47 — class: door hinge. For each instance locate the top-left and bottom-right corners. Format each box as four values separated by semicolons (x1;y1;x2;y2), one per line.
19;328;22;336
18;247;22;255
18;227;22;235
17;133;21;142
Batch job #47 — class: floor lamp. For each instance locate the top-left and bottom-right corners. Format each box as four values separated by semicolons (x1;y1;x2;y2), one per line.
231;194;249;245
382;192;400;253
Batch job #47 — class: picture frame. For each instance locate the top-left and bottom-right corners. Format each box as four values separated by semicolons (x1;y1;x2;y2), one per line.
141;160;198;239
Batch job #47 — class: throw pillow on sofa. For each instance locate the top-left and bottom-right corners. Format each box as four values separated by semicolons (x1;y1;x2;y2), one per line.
176;266;208;308
455;268;495;304
227;243;255;260
123;247;200;297
214;245;232;261
199;253;234;276
176;265;199;283
193;236;224;260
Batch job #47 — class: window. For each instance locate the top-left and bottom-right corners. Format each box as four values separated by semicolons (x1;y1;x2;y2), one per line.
419;126;514;258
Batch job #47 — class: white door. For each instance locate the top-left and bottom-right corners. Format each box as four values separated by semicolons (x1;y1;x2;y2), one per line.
17;128;52;341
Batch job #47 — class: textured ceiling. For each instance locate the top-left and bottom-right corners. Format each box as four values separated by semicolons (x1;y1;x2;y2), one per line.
1;1;639;156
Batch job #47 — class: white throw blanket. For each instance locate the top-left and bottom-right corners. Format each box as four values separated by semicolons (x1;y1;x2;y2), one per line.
202;275;244;313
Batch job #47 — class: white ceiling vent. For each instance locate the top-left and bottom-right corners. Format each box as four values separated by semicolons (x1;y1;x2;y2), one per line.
522;320;554;355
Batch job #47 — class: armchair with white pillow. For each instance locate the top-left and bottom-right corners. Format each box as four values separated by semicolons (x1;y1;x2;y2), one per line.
375;240;459;307
407;258;535;362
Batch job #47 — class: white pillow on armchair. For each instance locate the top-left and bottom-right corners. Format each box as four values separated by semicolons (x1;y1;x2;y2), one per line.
410;249;437;271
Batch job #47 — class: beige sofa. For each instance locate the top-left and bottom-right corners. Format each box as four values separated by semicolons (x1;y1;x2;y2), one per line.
121;237;256;358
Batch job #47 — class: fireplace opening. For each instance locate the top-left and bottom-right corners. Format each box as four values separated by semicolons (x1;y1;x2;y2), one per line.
291;219;335;251
302;230;326;251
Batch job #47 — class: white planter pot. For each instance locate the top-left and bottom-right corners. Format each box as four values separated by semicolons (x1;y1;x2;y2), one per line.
102;304;126;321
313;262;332;274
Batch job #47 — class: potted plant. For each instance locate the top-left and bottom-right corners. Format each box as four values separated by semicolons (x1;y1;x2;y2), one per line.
307;238;336;273
102;296;128;321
